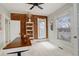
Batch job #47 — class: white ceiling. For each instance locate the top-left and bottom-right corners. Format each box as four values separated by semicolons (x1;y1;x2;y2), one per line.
0;3;65;16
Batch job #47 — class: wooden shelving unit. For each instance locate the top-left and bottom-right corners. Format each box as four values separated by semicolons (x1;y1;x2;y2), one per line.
26;22;34;39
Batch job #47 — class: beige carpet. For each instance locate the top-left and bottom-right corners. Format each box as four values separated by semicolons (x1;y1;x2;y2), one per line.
1;40;72;56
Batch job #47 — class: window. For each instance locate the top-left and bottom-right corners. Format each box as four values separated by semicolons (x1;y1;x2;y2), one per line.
57;15;71;42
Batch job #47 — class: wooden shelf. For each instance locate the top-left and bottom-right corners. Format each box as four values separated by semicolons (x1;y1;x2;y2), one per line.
26;30;33;31
26;26;33;27
26;21;34;39
26;22;34;23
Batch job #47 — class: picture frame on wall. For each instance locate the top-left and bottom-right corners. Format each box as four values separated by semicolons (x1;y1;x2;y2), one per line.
50;21;53;31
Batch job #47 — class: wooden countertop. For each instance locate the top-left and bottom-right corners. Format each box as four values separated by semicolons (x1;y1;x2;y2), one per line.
3;38;31;49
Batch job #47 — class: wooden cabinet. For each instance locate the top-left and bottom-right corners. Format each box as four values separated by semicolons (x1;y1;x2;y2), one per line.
26;22;34;39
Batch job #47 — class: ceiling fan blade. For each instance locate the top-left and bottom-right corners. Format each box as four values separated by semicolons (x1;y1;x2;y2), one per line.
30;5;35;10
37;5;43;9
27;3;34;5
38;3;44;5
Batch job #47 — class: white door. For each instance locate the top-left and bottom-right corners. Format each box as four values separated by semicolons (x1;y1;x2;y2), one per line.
38;18;46;39
5;19;10;44
10;20;20;42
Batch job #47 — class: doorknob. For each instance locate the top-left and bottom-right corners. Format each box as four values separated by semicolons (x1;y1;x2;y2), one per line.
73;36;77;38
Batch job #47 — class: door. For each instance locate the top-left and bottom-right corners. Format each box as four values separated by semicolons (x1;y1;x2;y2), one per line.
5;19;10;44
10;20;20;42
38;18;46;39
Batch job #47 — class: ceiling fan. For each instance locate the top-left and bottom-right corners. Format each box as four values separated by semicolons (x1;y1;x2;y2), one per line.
27;3;44;10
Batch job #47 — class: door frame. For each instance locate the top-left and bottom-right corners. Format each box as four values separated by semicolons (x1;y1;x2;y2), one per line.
38;18;46;39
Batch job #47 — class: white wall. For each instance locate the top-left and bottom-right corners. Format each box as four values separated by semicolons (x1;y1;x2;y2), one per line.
48;4;77;55
0;4;9;53
0;5;21;55
77;4;79;55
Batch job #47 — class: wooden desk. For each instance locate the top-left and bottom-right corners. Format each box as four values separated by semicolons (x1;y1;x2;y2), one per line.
8;50;29;56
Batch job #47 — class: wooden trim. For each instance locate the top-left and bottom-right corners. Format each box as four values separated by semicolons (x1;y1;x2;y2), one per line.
46;17;48;38
10;13;48;39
